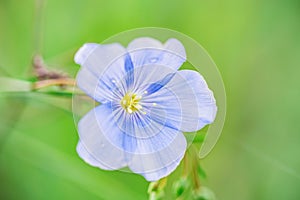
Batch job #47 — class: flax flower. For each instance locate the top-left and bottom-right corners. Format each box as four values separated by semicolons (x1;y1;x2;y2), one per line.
74;37;217;181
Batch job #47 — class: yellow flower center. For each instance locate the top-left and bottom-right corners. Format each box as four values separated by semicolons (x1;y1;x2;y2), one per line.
121;93;143;114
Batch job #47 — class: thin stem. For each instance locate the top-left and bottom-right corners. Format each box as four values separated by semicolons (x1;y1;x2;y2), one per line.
33;78;76;90
191;145;201;189
159;177;168;190
183;153;189;177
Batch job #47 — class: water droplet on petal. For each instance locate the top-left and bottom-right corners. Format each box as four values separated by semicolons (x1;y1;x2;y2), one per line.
149;57;158;63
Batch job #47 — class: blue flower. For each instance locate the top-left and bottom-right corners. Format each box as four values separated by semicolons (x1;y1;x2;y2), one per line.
74;37;217;181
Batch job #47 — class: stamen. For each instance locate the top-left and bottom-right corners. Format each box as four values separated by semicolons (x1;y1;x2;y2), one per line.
135;104;143;110
136;95;142;100
120;92;143;114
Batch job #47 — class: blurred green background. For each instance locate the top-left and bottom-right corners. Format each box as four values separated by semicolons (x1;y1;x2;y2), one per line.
1;0;300;199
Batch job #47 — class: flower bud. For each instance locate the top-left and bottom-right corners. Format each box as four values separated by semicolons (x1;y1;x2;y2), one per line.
149;190;165;200
172;177;190;197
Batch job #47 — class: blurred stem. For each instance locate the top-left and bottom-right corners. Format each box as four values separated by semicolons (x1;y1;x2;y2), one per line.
33;78;76;90
183;152;189;177
192;159;201;189
147;177;168;200
158;177;168;190
148;177;168;193
191;145;201;189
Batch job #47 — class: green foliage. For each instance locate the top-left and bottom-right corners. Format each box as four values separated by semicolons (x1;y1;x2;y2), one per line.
197;165;207;180
172;177;190;197
192;187;216;200
193;125;209;143
148;179;167;200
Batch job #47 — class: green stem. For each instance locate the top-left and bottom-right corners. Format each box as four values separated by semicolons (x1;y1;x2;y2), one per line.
191;145;201;189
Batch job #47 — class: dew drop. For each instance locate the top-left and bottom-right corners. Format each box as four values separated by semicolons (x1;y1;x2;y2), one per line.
149;57;158;63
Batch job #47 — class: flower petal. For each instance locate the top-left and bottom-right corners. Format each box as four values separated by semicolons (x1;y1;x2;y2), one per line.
172;70;217;131
146;73;175;94
76;67;113;103
74;43;128;102
128;131;187;181
163;38;187;68
76;140;113;170
124;54;134;88
141;153;184;182
145;70;217;132
111;100;181;153
127;37;186;70
169;70;217;132
127;37;163;52
78;102;186;181
77;104;131;170
74;43;99;65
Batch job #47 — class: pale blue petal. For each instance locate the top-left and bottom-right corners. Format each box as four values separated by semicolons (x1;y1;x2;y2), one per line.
141;86;183;130
174;70;217;131
141;153;184;182
128;131;187;181
78;104;130;170
127;37;163;52
124;54;134;88
163;70;217;132
163;38;187;69
146;73;175;94
79;102;187;181
111;100;180;153
76;67;120;103
129;63;178;95
76;140;114;170
143;70;216;132
127;37;186;70
74;43;99;65
74;43;128;102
